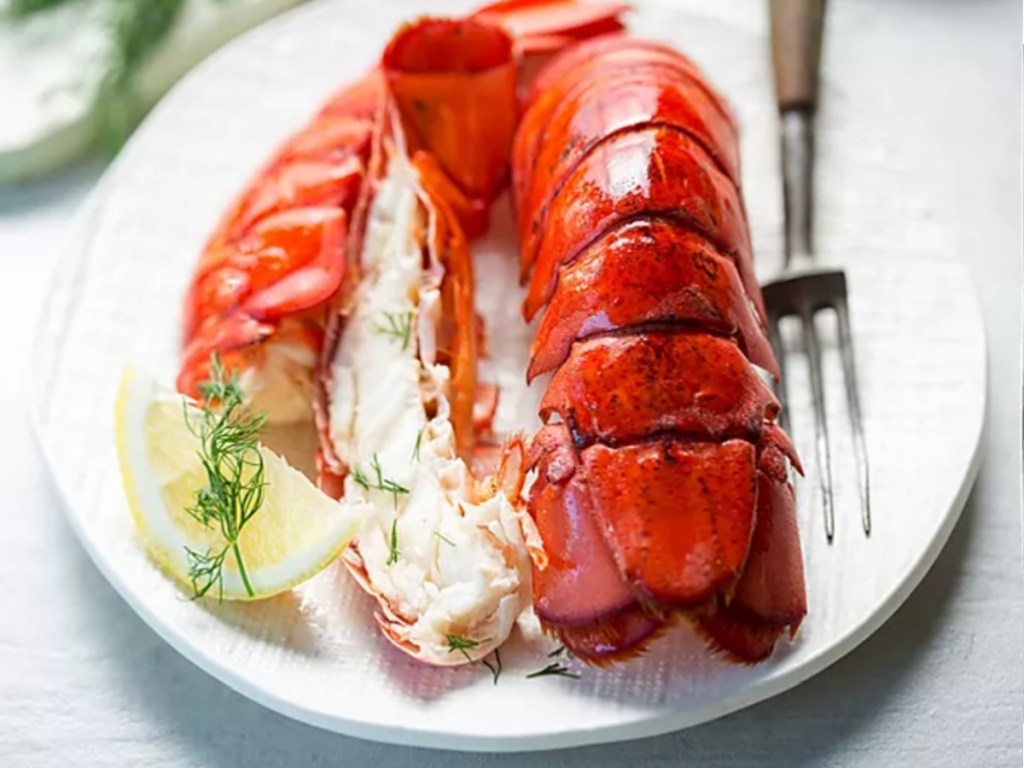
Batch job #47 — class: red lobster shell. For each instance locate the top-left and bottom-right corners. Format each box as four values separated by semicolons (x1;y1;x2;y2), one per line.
514;36;808;664
177;74;382;415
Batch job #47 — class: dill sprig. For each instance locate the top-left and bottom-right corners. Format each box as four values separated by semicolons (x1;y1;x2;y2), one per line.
349;453;409;509
433;530;455;547
372;310;413;350
482;649;502;685
547;645;569;658
183;354;267;600
349;465;370;491
412;428;423;461
386;519;400;566
446;633;490;663
526;662;580;680
446;634;500;681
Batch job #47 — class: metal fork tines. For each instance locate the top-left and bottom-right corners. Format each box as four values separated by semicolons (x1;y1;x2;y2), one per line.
763;270;871;542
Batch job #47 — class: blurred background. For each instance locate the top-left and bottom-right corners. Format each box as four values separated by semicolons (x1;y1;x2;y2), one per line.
1;0;307;182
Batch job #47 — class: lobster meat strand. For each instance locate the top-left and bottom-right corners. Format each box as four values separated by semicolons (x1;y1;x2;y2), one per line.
515;36;807;663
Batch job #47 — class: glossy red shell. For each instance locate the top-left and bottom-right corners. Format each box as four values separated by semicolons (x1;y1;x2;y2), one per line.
516;37;806;665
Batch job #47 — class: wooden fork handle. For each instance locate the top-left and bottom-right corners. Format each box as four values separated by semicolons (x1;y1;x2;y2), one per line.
770;0;826;113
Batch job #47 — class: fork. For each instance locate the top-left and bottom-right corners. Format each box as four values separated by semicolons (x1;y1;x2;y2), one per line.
764;0;870;542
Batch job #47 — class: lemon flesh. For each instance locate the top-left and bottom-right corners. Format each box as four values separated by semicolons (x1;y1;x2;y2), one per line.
115;367;361;600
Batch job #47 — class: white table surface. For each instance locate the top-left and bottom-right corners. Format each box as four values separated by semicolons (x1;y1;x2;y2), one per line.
1;0;1020;765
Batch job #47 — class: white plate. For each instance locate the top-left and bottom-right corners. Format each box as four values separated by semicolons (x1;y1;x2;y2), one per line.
31;0;986;752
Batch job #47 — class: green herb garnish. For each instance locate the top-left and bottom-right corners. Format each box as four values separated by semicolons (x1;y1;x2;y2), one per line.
350;454;409;509
386;518;400;566
349;464;371;491
482;649;502;685
433;530;455;547
372;310;413;350
183;353;267;600
446;633;489;662
412;428;423;461
526;662;580;680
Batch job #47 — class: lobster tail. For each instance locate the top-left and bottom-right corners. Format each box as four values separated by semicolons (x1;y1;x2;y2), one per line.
175;1;803;670
177;74;382;423
516;38;806;664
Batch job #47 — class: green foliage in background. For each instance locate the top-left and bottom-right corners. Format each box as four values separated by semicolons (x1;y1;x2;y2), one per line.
5;0;187;150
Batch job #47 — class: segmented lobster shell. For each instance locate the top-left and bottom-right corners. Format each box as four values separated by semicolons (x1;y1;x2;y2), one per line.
177;74;382;409
515;37;807;664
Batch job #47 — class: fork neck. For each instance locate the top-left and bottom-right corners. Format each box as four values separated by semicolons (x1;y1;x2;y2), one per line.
781;109;815;270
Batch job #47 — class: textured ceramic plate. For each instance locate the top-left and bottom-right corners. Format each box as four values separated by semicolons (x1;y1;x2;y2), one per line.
32;0;986;752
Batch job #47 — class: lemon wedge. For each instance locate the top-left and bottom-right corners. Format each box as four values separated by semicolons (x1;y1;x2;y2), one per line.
114;367;361;600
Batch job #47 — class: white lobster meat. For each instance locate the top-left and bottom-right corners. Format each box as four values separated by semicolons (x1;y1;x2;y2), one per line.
324;149;540;665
